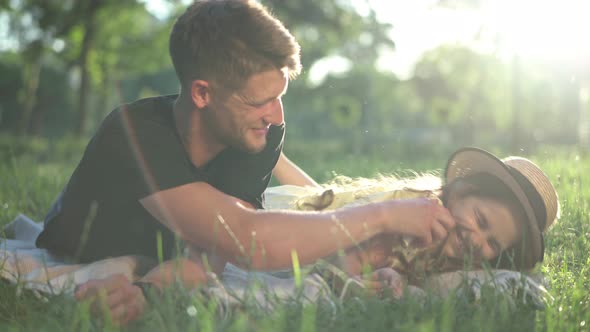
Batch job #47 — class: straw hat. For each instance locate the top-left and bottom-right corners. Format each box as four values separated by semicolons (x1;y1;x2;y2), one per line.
444;147;559;268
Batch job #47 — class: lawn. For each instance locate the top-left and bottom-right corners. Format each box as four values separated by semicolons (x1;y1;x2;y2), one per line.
1;139;589;331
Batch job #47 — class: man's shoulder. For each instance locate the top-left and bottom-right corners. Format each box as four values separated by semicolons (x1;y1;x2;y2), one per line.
130;94;177;110
108;94;177;119
100;94;178;135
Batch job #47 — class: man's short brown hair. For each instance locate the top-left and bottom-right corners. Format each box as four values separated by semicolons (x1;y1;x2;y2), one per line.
169;0;301;94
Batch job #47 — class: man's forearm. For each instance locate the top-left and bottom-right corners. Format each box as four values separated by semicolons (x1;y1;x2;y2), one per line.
222;202;387;271
142;183;449;275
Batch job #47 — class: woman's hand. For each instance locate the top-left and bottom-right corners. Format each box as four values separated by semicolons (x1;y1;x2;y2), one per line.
74;274;147;326
381;197;455;245
360;267;407;298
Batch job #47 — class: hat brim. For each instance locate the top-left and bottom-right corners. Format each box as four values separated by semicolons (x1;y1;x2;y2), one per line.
444;147;542;268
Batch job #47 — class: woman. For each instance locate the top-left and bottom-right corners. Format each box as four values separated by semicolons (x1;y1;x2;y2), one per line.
270;147;559;290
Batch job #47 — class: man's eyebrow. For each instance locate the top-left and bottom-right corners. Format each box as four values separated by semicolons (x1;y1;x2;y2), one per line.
244;92;285;105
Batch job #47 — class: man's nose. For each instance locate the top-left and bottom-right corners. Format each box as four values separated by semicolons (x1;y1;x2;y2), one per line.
264;98;284;126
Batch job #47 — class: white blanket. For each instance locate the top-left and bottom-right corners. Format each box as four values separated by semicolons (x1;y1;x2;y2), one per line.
1;184;553;309
0;214;552;310
0;214;335;309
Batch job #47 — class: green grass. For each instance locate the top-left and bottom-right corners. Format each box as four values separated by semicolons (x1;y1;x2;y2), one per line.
1;139;589;331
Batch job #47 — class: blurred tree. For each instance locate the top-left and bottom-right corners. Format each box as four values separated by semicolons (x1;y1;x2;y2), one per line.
263;0;396;153
282;64;417;156
3;0;394;138
70;2;172;131
2;1;81;135
67;0;102;137
0;54;24;132
56;0;171;136
1;0;171;136
411;45;511;145
263;0;394;72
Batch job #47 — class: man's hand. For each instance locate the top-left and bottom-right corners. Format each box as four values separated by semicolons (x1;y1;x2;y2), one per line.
382;197;455;244
74;274;147;326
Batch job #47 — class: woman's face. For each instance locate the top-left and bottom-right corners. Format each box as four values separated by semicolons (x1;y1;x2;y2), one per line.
442;193;525;261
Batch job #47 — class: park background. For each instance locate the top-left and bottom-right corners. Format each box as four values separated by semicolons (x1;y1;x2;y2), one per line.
0;0;589;331
1;0;589;176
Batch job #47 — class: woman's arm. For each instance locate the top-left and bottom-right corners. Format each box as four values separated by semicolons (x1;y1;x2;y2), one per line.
324;235;408;298
273;152;321;188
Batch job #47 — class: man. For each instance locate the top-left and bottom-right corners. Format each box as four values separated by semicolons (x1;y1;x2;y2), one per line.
37;0;454;324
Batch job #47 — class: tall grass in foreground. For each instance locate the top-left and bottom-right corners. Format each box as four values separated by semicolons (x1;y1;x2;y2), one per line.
0;143;589;331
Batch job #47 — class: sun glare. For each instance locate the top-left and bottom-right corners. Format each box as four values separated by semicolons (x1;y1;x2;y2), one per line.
484;0;590;60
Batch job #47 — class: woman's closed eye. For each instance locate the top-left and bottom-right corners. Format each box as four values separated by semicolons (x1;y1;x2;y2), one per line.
474;208;488;230
487;238;501;255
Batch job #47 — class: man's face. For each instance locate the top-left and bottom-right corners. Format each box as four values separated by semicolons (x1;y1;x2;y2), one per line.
442;194;524;261
204;68;288;154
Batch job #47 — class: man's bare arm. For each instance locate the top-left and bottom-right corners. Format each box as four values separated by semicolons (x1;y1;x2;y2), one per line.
273;152;320;188
140;182;454;271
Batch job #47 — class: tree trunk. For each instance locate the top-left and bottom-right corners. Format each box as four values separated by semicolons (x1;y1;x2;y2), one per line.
76;0;100;137
17;58;41;136
95;61;111;124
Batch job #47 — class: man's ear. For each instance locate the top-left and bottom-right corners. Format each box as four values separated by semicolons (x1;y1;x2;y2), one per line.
190;80;211;109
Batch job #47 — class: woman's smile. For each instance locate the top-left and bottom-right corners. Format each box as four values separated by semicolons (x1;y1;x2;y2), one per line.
454;226;466;253
444;195;524;260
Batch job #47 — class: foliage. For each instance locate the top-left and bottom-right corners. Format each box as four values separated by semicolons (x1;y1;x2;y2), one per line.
263;0;394;70
411;45;511;145
0;0;172;136
0;0;396;139
1;1;588;151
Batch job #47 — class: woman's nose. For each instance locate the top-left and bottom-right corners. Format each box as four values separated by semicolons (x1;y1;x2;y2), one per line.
466;230;485;251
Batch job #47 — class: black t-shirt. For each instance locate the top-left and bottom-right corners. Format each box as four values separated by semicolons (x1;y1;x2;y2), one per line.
36;95;284;263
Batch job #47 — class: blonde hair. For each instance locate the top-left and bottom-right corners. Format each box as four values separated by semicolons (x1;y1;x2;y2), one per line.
295;173;442;211
294;173;468;284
